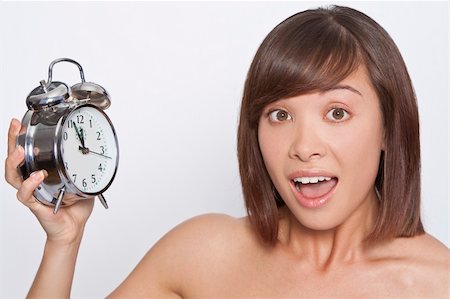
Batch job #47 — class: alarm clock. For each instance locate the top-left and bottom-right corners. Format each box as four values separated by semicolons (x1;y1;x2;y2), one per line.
17;58;119;213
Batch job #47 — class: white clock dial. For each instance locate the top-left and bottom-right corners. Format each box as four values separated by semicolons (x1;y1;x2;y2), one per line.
60;105;118;194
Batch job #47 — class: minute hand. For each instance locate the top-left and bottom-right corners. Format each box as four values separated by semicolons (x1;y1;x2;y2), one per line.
78;146;112;159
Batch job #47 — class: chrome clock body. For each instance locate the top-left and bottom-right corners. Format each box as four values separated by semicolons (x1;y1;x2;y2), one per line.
17;58;118;213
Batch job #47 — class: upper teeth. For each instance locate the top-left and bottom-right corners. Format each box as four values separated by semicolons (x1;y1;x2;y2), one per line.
293;176;331;184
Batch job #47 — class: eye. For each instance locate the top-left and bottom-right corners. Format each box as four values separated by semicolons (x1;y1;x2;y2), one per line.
268;109;292;122
326;107;350;121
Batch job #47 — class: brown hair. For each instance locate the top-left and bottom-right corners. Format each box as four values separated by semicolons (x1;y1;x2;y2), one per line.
237;5;424;244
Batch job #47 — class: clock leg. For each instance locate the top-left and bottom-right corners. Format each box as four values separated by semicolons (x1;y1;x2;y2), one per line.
98;193;109;209
53;187;65;214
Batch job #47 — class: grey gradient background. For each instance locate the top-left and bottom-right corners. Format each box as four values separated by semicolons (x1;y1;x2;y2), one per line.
0;2;448;298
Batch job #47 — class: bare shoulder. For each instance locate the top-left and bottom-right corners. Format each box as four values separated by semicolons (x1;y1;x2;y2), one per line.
108;213;258;298
399;233;449;264
147;214;261;295
156;213;258;257
381;233;449;297
164;213;253;243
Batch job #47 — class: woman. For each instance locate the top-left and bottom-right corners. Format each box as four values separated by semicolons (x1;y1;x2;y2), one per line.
5;5;448;298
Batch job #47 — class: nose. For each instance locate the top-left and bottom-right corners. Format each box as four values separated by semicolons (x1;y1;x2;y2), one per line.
288;122;327;162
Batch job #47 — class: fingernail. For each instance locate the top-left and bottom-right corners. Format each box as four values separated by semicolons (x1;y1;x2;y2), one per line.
11;118;20;127
30;170;44;181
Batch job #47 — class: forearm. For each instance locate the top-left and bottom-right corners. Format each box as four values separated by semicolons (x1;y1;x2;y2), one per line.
27;237;83;299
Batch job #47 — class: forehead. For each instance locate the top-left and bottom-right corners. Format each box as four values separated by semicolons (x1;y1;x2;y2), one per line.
277;65;379;105
325;64;376;97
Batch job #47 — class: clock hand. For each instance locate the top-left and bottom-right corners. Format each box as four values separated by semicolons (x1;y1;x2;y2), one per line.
78;146;112;159
90;151;112;159
73;122;86;149
79;127;87;149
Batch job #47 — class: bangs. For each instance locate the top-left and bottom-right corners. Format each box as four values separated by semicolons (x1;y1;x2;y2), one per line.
247;10;362;126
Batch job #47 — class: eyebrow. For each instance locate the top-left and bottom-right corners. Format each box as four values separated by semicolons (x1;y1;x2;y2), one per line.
322;84;362;97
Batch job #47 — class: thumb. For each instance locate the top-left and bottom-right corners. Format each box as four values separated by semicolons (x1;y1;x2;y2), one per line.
17;170;45;210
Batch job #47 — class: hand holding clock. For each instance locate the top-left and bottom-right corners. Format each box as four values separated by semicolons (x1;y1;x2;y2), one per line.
5;119;95;245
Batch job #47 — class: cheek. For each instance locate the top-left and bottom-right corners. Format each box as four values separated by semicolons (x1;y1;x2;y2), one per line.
258;126;277;170
258;124;288;179
331;118;383;184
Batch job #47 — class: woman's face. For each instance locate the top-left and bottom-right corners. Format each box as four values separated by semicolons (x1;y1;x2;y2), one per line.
258;66;384;230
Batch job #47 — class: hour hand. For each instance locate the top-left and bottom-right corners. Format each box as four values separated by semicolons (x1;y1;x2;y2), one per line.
80;128;87;148
73;122;86;149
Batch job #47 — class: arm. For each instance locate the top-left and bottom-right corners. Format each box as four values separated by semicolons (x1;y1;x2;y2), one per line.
5;119;94;298
6;118;180;298
28;237;83;298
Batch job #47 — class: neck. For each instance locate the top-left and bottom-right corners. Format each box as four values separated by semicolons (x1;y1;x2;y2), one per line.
277;189;379;271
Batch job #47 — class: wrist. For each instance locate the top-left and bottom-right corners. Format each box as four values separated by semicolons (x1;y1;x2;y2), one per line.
44;237;82;259
45;226;85;248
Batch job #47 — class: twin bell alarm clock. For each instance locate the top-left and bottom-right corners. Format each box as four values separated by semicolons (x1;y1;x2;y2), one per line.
17;58;119;213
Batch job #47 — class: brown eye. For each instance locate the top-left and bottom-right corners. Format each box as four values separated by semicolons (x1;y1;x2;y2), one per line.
269;109;292;122
326;108;349;121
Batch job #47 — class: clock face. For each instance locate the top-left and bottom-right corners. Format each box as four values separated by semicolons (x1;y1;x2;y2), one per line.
60;105;118;194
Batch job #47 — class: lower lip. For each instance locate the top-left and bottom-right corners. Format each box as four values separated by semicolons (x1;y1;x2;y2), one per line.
290;179;338;209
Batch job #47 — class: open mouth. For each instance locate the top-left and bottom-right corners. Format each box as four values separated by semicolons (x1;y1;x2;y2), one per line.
292;176;338;199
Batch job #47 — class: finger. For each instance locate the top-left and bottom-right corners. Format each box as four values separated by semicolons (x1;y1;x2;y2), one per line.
5;145;25;189
8;118;22;156
16;170;44;209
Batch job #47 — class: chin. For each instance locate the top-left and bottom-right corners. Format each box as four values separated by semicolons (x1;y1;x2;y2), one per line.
288;204;348;232
299;217;344;231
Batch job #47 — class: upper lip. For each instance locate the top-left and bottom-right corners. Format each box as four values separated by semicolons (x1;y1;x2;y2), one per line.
288;170;338;181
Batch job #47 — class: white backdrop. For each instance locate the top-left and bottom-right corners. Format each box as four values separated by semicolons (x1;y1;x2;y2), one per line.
0;2;448;298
